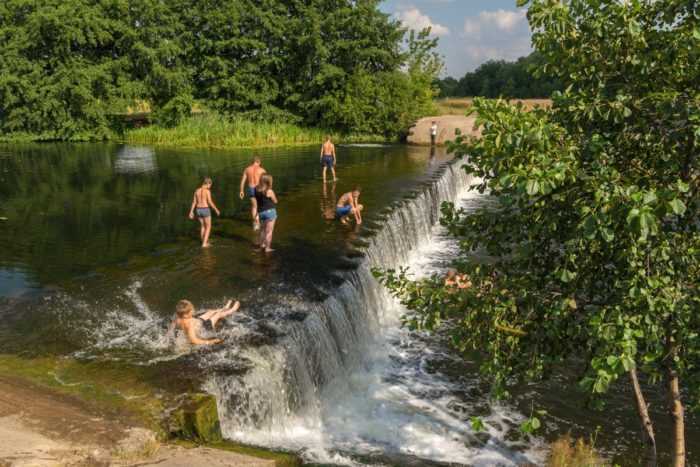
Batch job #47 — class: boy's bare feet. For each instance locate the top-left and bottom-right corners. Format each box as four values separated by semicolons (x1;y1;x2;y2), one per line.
264;248;275;253
202;243;211;248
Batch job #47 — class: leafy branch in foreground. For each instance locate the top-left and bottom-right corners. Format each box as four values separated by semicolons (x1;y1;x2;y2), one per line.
378;1;699;465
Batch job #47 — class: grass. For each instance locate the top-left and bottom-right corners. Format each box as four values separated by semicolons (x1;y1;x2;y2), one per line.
434;97;552;116
547;433;608;467
124;112;387;149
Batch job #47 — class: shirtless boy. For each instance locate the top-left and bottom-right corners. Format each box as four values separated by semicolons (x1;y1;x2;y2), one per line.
320;136;337;183
188;177;220;248
170;299;240;346
336;186;363;225
239;156;266;230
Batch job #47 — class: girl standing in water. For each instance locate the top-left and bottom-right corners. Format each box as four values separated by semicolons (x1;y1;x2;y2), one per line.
188;177;220;248
255;174;278;252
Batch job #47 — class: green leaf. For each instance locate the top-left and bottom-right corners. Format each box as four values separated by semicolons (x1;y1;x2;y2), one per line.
668;199;686;215
526;179;540;196
470;416;486;433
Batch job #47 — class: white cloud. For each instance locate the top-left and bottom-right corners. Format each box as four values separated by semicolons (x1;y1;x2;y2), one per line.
462;9;527;38
396;7;450;36
441;8;532;75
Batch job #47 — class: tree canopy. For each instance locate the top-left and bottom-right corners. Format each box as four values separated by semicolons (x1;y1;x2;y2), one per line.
0;0;440;140
380;0;699;465
436;52;563;99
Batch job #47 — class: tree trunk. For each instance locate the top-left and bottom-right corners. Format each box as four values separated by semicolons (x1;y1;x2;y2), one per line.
629;368;657;467
666;364;686;467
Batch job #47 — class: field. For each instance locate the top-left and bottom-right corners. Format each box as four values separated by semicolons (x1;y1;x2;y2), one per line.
434;98;552;116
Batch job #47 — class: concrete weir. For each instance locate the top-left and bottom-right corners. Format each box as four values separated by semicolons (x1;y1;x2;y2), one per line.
407;115;481;146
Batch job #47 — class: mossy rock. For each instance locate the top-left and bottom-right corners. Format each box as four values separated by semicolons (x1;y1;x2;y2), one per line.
169;393;222;443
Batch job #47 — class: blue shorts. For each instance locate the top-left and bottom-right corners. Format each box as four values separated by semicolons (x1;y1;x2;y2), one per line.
335;205;352;218
259;208;277;222
246;186;256;198
322;155;334;168
195;207;211;218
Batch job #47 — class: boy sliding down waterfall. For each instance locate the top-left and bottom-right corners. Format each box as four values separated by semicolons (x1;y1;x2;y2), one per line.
169;299;240;346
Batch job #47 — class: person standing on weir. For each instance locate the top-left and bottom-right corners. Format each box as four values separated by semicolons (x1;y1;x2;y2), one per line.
430;121;438;146
239;156;266;230
320;136;337;183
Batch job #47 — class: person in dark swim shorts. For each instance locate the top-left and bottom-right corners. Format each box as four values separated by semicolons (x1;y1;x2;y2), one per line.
320;136;337;183
170;299;240;346
239;156;266;231
188;177;220;248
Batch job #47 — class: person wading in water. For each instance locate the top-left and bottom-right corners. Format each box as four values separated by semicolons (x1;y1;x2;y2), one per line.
320;136;337;183
335;186;363;225
255;174;279;253
188;177;220;248
239;156;266;230
430;121;438;146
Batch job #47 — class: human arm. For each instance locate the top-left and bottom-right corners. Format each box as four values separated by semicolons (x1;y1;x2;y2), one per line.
207;191;220;216
239;172;247;199
332;144;336;163
185;322;222;345
268;189;278;205
352;197;362;224
320;145;324;160
188;193;196;219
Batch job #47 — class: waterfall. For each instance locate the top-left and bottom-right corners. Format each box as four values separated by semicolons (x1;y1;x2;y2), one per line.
201;162;530;465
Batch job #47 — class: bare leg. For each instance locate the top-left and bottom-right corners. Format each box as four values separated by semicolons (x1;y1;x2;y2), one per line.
209;301;240;328
322;166;327;183
251;197;259;230
257;220;266;248
331;166;337;182
264;219;276;252
198;217;205;242
202;216;212;247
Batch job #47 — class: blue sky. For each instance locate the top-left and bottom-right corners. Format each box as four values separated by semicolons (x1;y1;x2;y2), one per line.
380;0;533;78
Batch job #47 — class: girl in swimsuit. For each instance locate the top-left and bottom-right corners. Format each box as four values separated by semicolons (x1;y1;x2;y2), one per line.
170;299;240;346
188;177;221;248
255;174;278;253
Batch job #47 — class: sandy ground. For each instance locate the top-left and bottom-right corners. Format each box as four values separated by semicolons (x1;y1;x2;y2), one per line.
0;377;273;467
407;115;481;146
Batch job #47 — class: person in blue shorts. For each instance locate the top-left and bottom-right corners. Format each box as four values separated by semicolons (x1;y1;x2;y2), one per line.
188;177;220;248
336;186;363;225
255;174;278;252
320;136;337;183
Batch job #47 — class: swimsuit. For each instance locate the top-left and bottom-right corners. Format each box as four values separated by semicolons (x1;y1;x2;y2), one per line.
246;185;256;198
195;207;211;218
336;205;352;218
195;314;215;331
322;155;334;168
255;188;278;223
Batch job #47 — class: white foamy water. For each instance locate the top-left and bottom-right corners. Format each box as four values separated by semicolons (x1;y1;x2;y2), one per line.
204;169;544;466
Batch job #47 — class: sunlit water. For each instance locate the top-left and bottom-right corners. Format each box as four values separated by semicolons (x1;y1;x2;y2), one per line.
0;143;696;466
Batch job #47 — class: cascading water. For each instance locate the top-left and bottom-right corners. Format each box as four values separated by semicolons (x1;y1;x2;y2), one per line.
203;162;543;466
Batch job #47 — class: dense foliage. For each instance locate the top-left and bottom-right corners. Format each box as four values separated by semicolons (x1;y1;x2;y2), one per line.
436;52;562;98
0;0;439;141
380;0;699;465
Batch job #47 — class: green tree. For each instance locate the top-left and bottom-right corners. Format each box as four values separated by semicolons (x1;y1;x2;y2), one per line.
378;1;699;466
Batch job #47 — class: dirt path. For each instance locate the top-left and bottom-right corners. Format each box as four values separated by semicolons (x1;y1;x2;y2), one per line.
406;115;481;146
0;376;274;467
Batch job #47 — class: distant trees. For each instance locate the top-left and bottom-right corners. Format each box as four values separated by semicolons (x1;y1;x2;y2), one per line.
436;52;562;98
0;0;441;140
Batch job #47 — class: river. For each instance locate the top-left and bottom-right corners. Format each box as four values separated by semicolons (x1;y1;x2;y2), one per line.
0;143;696;466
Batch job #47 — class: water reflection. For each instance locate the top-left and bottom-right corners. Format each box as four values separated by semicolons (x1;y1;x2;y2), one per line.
114;145;157;174
321;182;337;221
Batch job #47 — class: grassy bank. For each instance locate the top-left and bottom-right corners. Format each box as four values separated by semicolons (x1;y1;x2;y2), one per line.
124;113;388;149
434;97;552;116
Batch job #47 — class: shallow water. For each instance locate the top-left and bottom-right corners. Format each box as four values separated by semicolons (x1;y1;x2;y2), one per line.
1;143;695;466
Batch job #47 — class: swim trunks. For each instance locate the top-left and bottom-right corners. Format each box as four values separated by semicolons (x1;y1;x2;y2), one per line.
322;155;334;168
195;315;214;331
259;208;277;222
246;185;256;198
335;205;352;218
195;207;211;218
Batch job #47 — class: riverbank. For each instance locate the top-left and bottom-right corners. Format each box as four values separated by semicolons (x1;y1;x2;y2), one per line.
0;355;300;466
124;113;388;149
